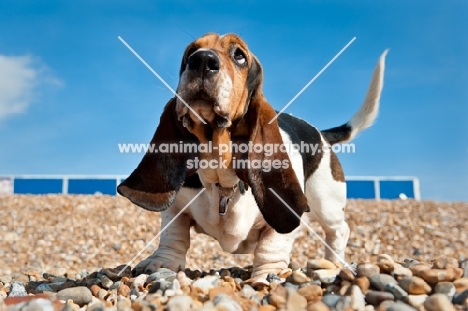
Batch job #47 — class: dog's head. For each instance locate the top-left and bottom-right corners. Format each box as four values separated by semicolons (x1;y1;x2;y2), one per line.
175;33;262;130
118;33;309;233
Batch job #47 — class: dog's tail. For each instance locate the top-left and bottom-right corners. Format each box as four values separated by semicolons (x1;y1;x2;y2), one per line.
321;50;388;145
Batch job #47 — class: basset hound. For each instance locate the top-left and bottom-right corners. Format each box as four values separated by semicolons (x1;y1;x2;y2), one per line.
118;33;387;281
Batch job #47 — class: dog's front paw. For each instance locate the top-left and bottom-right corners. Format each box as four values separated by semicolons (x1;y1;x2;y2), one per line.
133;249;186;276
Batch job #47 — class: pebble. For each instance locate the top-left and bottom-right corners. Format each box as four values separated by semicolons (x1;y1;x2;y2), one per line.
47;281;66;292
453;277;468;293
339;268;355;282
392;267;413;280
99;275;113;289
147;268;177;283
213;293;242;311
106;293;117;303
51;276;67;283
336;296;352;310
278;268;293;279
453;288;468;305
357;263;380;278
268;286;287;309
86;278;100;288
87;301;105;311
369;274;397;291
321;295;341;308
288;269;310;285
208;286;234;300
185;269;202;280
434;281;456;298
57;286;93;306
377;254;395;274
402;258;419;267
350;285;366;310
266;273;282;283
89;284;100;297
8;283;27;297
286;288;307;310
408;263;431;276
298;284;322;301
365;290;394;306
311;269;340;285
307;301;330;311
101;266;132;282
60;280;77;292
129;288;139;300
116;296;131;310
454;268;464;279
131;300;159;311
169;279;181;292
166;295;194;311
109;280;122;291
355;276;371;293
270;283;287;298
464;263;468;278
177;271;192;288
417;268;455;283
117;283;130;297
284;282;299;290
432;257;459;269
192;276;220;294
96;289;108;300
384;283;408;300
381;300;417;311
424;293;456;311
339;281;351;295
307;259;337;271
148;279;170;293
398;276;431;295
240;284;256;299
35;283;55;293
405;294;428;309
289;261;301;271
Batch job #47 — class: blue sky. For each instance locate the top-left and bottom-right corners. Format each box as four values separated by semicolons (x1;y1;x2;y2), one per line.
0;1;466;201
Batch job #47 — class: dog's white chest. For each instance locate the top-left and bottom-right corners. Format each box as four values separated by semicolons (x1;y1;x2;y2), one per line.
185;186;263;253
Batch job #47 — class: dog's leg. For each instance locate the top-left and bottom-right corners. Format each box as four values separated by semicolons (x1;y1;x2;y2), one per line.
133;207;191;275
305;151;349;263
308;197;349;262
250;226;297;282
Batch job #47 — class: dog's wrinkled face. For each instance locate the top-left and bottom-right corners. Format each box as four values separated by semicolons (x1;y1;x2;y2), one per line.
176;33;261;130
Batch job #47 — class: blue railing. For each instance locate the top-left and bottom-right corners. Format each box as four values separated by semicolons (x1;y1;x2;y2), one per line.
0;175;420;200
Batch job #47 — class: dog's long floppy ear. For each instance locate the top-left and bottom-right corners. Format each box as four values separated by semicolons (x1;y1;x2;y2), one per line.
117;98;199;212
233;57;310;234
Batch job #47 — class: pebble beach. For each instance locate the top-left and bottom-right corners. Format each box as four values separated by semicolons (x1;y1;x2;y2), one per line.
1;195;467;310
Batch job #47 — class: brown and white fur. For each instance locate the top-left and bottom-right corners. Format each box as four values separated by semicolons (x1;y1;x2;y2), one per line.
117;33;387;281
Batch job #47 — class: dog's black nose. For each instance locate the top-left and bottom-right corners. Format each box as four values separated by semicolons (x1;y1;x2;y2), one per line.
187;50;220;74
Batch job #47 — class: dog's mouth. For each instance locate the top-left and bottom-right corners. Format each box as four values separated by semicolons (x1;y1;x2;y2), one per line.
189;91;217;107
177;89;230;128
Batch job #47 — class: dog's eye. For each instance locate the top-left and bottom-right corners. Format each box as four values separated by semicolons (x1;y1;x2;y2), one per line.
233;49;247;65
